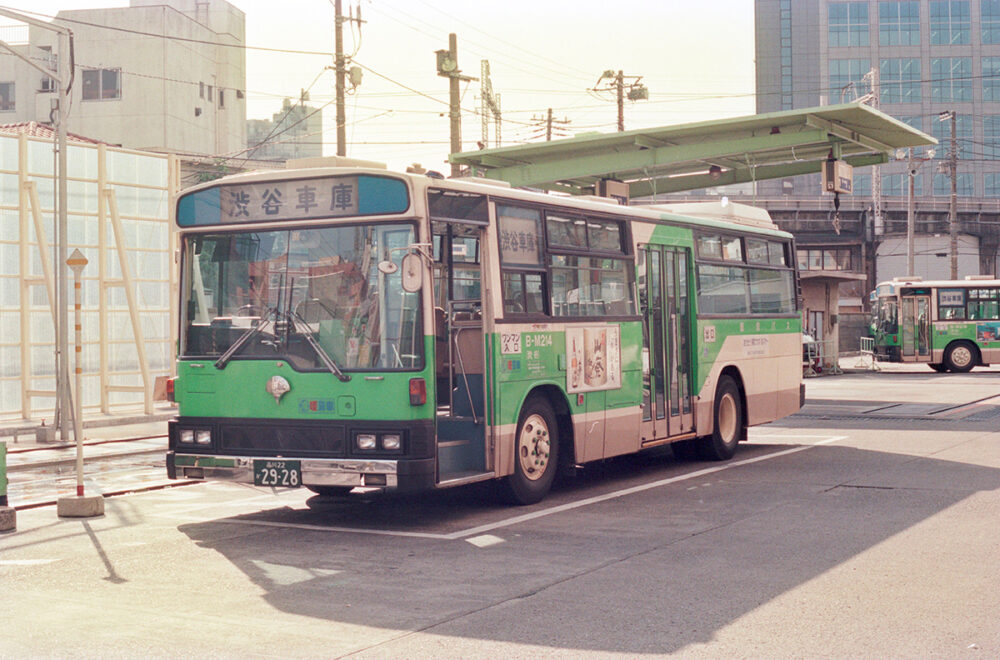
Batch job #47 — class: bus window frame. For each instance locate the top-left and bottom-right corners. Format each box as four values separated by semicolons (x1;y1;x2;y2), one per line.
694;230;798;319
493;199;638;323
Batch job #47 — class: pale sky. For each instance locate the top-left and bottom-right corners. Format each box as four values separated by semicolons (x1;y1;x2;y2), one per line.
1;0;757;171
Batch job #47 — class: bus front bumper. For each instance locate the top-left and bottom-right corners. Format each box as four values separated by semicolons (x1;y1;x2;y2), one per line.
167;452;435;491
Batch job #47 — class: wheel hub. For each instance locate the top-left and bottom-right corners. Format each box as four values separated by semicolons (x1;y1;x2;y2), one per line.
518;414;550;481
718;394;737;443
952;346;972;368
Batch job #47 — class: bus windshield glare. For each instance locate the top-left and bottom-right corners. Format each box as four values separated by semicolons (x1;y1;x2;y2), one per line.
180;222;423;371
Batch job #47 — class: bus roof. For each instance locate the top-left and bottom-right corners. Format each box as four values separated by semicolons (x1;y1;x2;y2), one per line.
875;277;1000;293
176;166;794;239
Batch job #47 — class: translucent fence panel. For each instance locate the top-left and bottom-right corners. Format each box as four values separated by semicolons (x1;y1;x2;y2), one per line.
0;134;176;421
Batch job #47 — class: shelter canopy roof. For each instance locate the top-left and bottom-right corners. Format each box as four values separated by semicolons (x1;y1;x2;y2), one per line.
449;103;936;197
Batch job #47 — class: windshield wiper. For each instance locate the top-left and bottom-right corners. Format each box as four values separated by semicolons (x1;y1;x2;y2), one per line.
214;308;277;370
287;310;351;382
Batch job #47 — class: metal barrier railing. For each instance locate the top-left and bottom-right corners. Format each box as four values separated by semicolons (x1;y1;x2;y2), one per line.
854;336;880;371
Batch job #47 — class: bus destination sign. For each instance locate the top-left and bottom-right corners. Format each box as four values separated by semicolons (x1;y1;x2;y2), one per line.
176;174;411;227
219;176;359;223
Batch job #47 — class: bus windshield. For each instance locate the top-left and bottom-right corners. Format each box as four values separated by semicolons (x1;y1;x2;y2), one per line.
874;296;898;334
180;222;422;371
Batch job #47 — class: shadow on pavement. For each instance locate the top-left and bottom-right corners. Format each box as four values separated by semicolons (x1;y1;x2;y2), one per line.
177;442;1000;654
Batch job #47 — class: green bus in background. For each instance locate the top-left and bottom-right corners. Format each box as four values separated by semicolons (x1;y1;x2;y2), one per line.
871;276;1000;372
166;165;803;504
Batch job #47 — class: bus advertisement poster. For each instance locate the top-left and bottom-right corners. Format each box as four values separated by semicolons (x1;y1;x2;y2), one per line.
567;325;621;393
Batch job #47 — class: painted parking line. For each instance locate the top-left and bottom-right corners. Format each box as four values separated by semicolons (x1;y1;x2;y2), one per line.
183;434;847;541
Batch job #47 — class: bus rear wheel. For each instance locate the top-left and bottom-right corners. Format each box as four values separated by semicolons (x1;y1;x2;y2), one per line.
501;396;559;505
696;375;742;461
944;341;977;373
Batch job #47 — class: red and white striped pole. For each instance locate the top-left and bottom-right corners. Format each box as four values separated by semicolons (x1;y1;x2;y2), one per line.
67;249;88;497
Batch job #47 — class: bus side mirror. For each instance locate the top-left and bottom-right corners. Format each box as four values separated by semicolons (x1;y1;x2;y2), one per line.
401;252;423;293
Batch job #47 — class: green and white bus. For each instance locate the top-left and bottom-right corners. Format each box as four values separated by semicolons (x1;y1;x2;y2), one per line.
166;165;804;504
871;276;1000;372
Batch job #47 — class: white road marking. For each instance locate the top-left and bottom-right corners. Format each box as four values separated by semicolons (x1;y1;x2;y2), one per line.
214;518;450;539
465;534;505;548
0;559;59;566
450;436;847;540
195;435;847;541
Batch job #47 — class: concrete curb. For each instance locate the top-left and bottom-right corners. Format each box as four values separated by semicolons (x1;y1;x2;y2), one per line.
0;410;176;439
0;506;14;532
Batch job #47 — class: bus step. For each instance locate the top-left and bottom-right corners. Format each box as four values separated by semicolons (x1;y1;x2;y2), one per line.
436;413;480;423
438;470;495;488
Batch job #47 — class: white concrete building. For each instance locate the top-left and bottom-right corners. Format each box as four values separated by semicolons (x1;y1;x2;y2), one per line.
0;0;246;157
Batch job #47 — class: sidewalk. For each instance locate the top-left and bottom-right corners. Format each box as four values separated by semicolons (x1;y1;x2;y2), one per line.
0;403;176;453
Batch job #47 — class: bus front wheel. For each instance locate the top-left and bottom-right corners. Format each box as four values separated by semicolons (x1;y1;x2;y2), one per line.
944;341;977;373
696;375;742;461
502;396;559;505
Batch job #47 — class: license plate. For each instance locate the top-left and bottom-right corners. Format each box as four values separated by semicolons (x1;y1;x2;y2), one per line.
253;460;301;488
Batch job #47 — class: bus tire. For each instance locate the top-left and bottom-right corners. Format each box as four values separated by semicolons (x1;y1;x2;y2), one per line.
944;341;977;373
928;363;948;372
697;375;742;461
306;486;354;497
502;396;559;505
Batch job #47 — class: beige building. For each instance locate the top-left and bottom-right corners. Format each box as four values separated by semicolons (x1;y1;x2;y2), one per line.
246;93;324;162
0;0;246;157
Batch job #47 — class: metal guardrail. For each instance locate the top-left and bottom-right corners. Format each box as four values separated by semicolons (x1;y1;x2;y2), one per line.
854;337;880;372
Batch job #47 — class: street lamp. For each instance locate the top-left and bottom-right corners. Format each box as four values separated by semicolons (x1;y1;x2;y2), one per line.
897;147;935;277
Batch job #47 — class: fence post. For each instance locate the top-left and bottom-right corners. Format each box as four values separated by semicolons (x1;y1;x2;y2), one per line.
0;441;14;532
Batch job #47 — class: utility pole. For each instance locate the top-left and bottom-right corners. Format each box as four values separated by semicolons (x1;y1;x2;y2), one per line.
0;9;72;438
861;68;882;236
480;60;501;149
333;1;364;157
616;71;624;132
861;67;882;296
592;70;648;132
436;34;476;177
334;0;346;156
944;111;959;279
530;108;571;141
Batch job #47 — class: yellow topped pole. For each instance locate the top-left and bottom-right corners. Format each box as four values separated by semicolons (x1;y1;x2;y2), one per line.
67;249;88;496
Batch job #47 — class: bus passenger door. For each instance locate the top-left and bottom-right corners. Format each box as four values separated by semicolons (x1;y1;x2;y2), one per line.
639;245;694;441
431;212;489;484
664;248;694;435
639;246;665;441
900;295;931;361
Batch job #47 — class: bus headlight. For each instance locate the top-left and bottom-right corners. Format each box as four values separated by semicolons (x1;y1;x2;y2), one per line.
180;429;195;444
356;433;377;450
195;430;212;445
381;434;401;450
